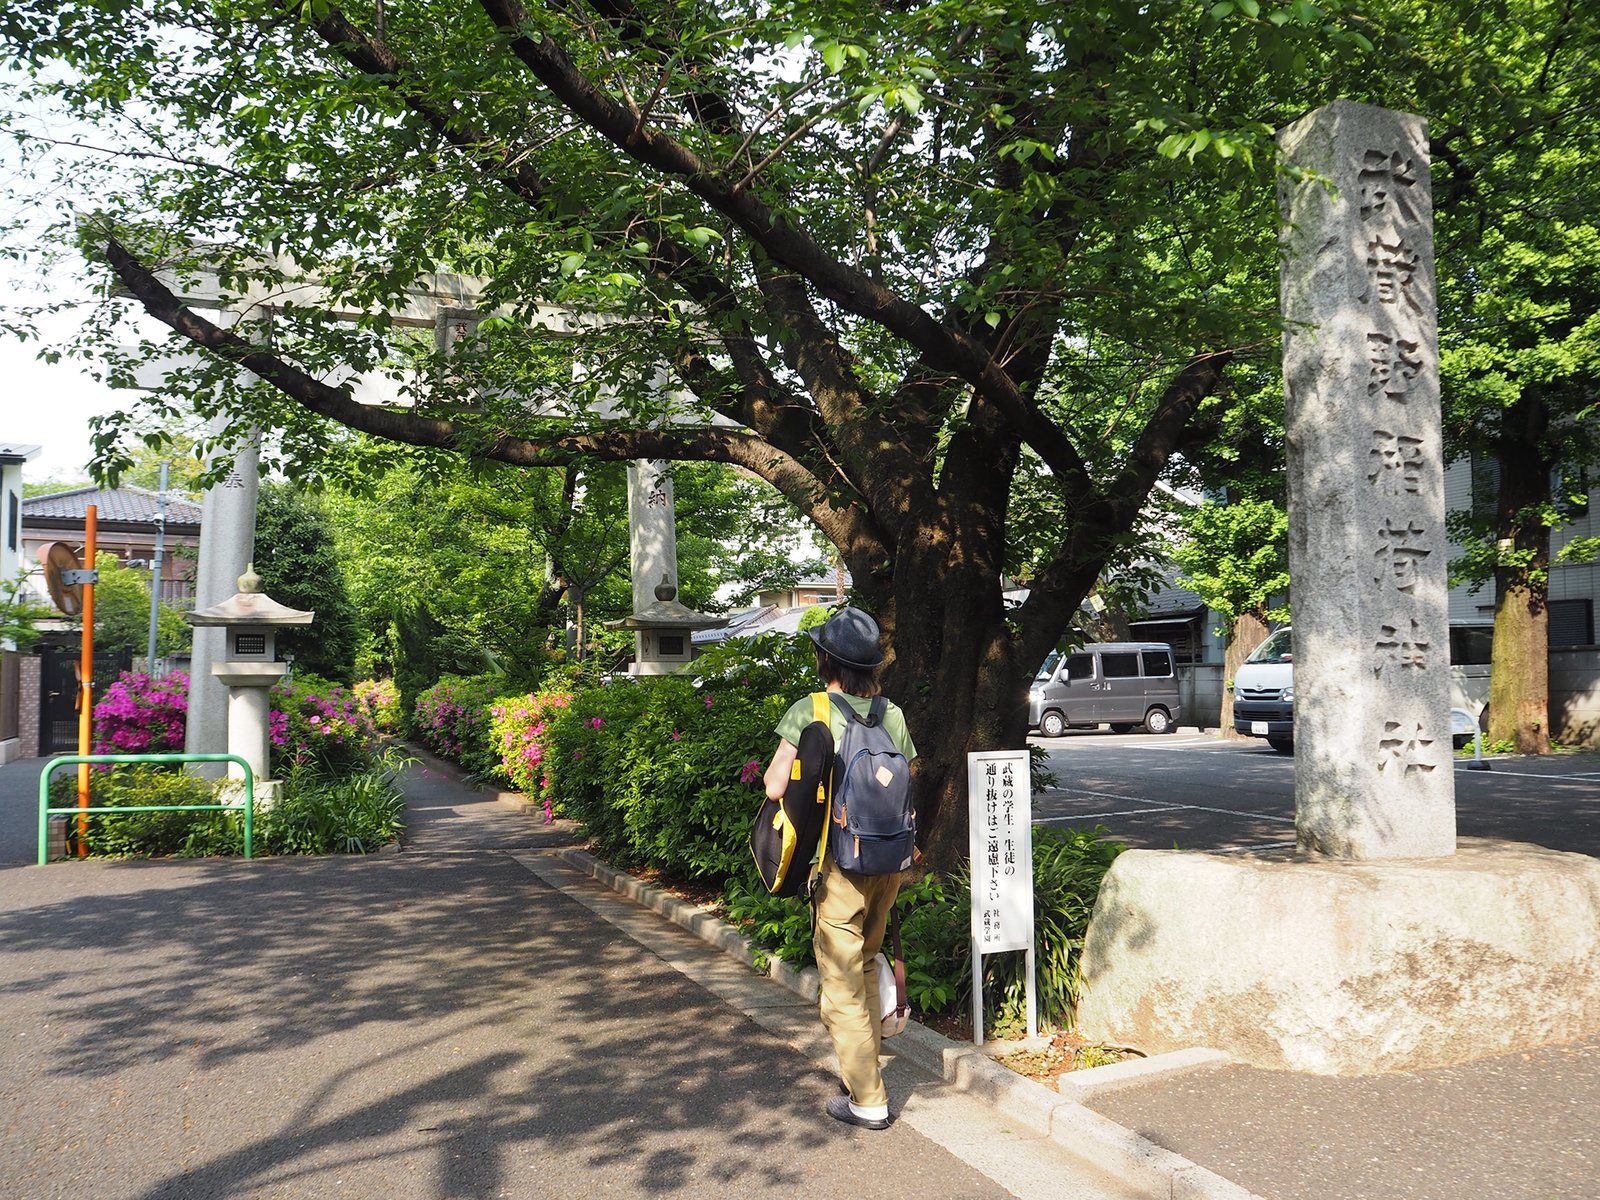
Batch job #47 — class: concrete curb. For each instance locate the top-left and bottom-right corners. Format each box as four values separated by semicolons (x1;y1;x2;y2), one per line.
553;847;1261;1200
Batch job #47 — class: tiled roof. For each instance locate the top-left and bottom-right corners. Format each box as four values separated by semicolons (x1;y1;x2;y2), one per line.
23;486;204;529
1141;577;1206;617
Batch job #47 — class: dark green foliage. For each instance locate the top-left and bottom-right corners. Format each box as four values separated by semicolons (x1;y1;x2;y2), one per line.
253;484;360;682
389;603;487;729
541;635;813;882
57;757;407;858
256;764;407;855
63;766;239;858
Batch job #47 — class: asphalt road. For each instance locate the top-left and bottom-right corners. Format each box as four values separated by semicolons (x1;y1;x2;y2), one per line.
1030;729;1600;858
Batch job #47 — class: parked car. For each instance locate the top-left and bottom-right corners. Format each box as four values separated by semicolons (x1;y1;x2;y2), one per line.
1232;626;1295;753
1029;642;1182;737
1235;627;1484;754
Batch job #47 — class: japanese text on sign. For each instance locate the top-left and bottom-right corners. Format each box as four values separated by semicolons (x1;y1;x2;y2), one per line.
967;750;1033;954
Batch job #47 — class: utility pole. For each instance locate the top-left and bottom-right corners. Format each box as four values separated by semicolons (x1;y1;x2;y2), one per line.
146;461;169;671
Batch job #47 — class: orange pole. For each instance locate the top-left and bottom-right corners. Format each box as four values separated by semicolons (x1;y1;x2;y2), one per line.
76;505;97;857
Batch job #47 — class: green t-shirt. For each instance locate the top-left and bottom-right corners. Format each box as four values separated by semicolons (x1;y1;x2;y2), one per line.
775;691;917;761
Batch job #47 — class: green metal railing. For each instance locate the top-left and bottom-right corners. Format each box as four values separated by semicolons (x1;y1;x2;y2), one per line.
38;754;255;865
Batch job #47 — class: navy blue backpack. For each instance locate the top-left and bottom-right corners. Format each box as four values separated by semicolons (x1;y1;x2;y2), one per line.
827;694;916;874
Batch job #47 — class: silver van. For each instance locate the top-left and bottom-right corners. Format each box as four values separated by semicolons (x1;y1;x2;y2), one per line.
1028;642;1182;737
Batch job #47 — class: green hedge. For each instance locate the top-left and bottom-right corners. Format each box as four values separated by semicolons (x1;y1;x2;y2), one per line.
413;674;510;782
725;825;1123;1035
537;635;811;880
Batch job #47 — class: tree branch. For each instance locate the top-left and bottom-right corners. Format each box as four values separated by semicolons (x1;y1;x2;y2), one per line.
102;233;881;560
475;0;1096;491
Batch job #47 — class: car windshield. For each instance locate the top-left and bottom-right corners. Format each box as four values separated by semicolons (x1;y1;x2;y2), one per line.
1034;650;1062;682
1246;628;1294;664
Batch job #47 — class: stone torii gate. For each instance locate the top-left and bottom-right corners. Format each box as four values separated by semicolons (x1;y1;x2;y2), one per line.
1075;101;1600;1075
122;262;724;753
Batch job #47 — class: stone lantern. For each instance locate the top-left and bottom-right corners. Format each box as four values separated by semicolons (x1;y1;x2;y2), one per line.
184;563;313;791
606;573;727;676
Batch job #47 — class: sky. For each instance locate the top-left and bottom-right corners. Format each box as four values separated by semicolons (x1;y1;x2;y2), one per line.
0;320;120;484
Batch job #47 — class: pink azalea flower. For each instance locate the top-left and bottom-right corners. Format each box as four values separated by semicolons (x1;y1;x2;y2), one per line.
738;760;762;785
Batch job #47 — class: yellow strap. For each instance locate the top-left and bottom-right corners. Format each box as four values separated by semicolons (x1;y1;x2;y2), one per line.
811;690;831;726
808;692;835;887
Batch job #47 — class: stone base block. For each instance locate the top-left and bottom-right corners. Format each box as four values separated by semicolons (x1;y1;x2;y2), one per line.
1076;838;1600;1075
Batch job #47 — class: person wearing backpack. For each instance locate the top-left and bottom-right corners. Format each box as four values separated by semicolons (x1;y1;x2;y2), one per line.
761;606;917;1131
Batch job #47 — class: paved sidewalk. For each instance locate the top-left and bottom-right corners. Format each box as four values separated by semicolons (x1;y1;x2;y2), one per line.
3;750;1597;1199
0;754;1135;1199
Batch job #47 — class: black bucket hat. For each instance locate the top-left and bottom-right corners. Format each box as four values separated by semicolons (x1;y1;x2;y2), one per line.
807;607;886;670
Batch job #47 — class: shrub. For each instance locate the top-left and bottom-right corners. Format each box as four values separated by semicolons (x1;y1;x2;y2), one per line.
538;634;813;882
353;678;405;735
256;757;408;855
93;671;189;756
489;691;573;798
65;765;239;858
270;674;382;776
413;674;507;781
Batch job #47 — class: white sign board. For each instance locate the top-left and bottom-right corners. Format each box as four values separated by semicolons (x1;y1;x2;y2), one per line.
967;750;1034;953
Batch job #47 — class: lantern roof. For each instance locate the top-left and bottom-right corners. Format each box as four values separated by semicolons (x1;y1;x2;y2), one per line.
185;562;315;627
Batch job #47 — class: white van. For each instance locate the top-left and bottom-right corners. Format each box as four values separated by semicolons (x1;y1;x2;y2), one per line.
1233;626;1483;753
1232;627;1295;753
1029;642;1182;737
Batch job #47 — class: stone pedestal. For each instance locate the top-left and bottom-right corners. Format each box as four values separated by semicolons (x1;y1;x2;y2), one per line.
1076;841;1600;1074
216;664;284;784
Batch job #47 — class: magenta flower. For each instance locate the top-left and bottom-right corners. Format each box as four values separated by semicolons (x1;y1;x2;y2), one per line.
703;694;714;708
589;716;604;730
738;760;762;785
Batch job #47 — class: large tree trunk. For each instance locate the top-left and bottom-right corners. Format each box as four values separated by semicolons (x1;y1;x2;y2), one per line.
1220;612;1269;739
1488;433;1553;754
877;480;1035;875
1488;568;1552;754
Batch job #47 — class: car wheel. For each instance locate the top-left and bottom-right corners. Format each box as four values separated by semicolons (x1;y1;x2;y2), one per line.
1040;711;1066;738
1143;708;1172;735
1268;736;1294;754
1108;723;1135;734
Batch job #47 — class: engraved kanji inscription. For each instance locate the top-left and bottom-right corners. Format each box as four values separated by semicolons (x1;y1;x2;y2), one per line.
1368;429;1426;494
1377;720;1437;776
1374;618;1429;673
1366;332;1424;402
1361;237;1423;312
1358;149;1421;223
1373;519;1432;593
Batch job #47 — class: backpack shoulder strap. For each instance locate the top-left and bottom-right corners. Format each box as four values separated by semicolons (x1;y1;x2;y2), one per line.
866;695;888;728
828;691;859;724
811;691;832;726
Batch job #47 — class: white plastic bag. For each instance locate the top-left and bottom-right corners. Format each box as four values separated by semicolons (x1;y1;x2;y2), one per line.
873;952;908;1038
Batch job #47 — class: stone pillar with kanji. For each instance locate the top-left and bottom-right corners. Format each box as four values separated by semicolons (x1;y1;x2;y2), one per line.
1278;99;1455;859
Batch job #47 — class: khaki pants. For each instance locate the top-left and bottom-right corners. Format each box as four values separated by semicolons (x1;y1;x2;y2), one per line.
812;861;902;1108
